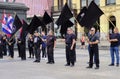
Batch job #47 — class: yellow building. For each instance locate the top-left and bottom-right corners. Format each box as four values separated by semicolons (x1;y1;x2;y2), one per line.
53;0;120;39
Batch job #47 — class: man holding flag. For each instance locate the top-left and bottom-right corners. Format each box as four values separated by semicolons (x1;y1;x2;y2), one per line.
77;1;104;69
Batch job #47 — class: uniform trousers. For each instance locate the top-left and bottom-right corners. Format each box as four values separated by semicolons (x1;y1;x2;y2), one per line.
8;45;14;58
47;46;54;63
28;46;34;57
66;44;75;65
34;46;41;61
20;44;26;60
3;45;7;55
17;44;21;57
89;44;99;67
0;45;3;58
42;47;46;58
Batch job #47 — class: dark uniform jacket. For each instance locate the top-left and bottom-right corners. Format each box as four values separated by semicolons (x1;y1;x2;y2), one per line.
28;38;34;48
65;34;76;44
46;35;56;47
33;36;42;48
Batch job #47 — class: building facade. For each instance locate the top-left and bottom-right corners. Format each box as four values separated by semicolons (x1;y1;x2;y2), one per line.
0;0;53;17
53;0;120;40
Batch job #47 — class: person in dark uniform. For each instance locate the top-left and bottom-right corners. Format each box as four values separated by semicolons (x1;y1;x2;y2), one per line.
107;27;119;67
7;36;16;58
87;30;95;64
65;28;76;67
17;37;21;57
18;37;26;60
28;34;34;58
86;27;100;69
46;30;56;64
0;32;3;59
41;31;47;59
33;32;42;63
2;34;7;56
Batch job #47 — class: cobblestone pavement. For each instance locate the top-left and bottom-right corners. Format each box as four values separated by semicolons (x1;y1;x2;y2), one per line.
0;48;120;79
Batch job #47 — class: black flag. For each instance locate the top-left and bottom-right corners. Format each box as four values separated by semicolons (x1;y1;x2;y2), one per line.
76;7;87;26
27;15;44;34
80;1;104;28
60;20;74;38
42;11;53;25
11;15;22;38
56;3;73;26
20;20;28;40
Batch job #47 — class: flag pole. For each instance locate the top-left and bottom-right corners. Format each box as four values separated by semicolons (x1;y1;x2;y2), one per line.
104;14;116;27
73;14;85;32
96;21;105;33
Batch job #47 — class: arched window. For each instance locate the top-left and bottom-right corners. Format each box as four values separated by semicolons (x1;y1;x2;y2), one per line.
106;0;116;5
109;16;116;33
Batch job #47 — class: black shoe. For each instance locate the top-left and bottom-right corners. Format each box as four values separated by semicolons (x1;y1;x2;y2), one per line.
28;57;31;58
50;62;55;64
70;64;74;67
48;62;54;64
21;59;26;61
95;67;99;69
37;61;40;63
34;60;40;63
109;64;114;66
46;62;51;64
65;64;70;66
116;64;119;67
86;66;92;69
34;60;38;62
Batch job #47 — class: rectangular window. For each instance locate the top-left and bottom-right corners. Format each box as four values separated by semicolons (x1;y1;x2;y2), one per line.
106;0;116;5
58;0;63;10
88;0;99;5
81;0;87;7
80;0;99;8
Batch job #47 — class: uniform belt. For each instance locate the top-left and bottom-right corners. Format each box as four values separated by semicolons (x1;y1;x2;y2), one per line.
90;44;98;47
66;43;71;46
